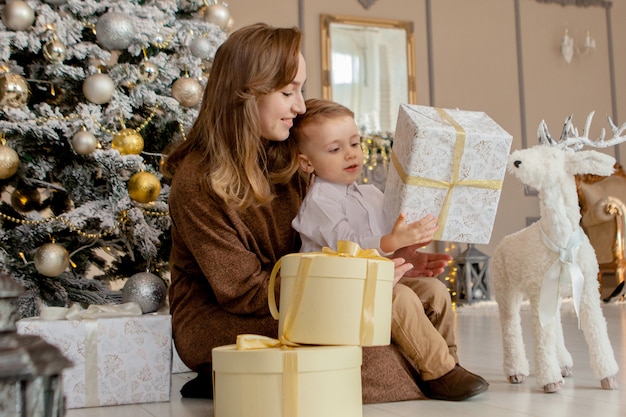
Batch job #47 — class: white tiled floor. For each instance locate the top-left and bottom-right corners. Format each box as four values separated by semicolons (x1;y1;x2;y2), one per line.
66;299;626;417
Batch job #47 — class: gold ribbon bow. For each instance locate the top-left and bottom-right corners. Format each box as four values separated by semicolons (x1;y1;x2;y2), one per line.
236;334;299;417
391;107;503;240
268;240;388;346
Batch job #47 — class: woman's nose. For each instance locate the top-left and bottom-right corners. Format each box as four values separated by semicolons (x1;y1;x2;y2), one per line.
294;94;306;115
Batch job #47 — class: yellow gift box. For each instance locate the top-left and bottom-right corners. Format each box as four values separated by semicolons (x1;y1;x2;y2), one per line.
213;335;362;417
269;241;394;346
383;104;512;244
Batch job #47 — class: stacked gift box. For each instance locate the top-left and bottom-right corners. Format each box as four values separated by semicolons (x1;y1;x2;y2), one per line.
212;241;394;417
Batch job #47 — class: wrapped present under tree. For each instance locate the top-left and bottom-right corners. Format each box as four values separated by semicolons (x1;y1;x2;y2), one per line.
16;307;172;409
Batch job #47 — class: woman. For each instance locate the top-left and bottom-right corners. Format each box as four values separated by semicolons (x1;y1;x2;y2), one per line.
163;22;459;403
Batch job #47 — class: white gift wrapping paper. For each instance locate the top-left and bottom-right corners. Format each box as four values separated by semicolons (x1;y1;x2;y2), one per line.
17;313;171;408
172;340;192;374
383;104;512;243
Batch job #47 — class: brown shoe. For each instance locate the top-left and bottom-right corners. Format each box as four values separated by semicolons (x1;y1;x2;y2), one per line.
425;365;488;401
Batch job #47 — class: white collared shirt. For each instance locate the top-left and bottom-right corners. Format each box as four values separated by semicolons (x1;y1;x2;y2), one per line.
292;177;393;254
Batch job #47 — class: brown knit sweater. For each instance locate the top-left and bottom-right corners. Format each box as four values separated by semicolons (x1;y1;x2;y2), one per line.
168;151;424;403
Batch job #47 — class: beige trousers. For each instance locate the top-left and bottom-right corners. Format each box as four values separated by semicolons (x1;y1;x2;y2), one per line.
391;276;457;380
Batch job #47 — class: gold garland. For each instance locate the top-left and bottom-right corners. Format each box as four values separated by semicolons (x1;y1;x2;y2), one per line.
0;207;169;240
2;103;171;239
93;107;159;137
28;106;160;141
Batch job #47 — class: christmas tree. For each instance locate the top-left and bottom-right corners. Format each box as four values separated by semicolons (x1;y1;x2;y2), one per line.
0;0;230;318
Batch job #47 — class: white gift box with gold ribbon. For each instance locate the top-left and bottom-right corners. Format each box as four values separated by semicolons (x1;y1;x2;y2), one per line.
16;303;171;409
384;104;512;244
269;241;394;346
213;335;362;417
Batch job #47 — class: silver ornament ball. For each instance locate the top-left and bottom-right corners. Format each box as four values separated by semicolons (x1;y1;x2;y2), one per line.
83;73;115;104
96;12;135;51
189;37;214;60
43;0;69;5
203;4;231;29
138;61;159;83
171;77;203;108
34;243;70;277
43;38;67;63
72;130;98;155
122;272;167;314
2;1;35;31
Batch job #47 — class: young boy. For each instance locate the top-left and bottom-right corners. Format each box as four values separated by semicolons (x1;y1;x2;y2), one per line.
291;100;438;263
290;98;488;401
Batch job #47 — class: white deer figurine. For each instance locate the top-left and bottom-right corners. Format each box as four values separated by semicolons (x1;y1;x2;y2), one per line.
492;113;620;393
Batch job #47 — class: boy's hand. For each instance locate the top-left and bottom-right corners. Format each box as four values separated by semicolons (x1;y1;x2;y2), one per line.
381;213;438;253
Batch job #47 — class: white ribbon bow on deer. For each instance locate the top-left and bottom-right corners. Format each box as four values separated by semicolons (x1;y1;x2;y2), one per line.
539;225;585;328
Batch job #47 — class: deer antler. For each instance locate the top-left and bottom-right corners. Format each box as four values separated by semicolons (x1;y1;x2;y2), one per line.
538;114;574;146
538;112;626;151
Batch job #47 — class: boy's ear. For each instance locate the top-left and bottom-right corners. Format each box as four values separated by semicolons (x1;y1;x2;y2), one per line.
298;154;315;174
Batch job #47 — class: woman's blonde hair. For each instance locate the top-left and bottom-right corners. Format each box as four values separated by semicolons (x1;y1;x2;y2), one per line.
162;23;302;208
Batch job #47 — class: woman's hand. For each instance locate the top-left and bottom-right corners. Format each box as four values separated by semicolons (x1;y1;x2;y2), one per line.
393;244;452;278
392;257;414;285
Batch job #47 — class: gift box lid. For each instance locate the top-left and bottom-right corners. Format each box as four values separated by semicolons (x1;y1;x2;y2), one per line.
397;104;510;137
392;104;512;181
212;344;362;374
279;253;394;282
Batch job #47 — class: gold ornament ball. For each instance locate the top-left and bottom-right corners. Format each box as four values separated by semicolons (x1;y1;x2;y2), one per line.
128;171;161;204
88;50;120;69
83;73;115;104
0;144;20;179
112;128;144;155
34;243;70;277
11;187;40;212
171;77;203;108
72;130;99;155
138;61;159;83
43;38;67;63
2;1;35;31
203;4;231;29
225;17;235;33
0;73;31;108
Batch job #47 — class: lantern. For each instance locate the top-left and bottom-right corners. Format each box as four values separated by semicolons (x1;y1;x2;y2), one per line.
454;244;491;304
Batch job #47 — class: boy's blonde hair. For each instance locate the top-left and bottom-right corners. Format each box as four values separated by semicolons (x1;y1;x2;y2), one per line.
290;98;355;150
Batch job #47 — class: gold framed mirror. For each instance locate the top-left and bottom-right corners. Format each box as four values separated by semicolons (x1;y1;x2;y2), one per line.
321;14;416;135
